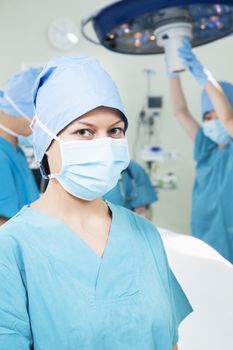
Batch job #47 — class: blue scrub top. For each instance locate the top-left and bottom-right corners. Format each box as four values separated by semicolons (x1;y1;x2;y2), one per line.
192;128;233;263
0;202;192;349
0;137;39;218
104;161;158;210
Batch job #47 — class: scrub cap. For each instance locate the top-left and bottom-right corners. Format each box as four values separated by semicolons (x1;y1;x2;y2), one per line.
32;55;128;163
0;67;42;119
201;81;233;118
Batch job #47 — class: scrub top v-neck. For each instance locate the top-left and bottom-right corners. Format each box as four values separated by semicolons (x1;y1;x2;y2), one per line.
0;202;192;350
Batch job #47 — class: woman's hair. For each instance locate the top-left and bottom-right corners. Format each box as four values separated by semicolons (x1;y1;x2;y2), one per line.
41;154;50;176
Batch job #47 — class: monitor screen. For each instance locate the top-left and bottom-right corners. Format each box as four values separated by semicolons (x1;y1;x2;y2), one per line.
148;96;163;108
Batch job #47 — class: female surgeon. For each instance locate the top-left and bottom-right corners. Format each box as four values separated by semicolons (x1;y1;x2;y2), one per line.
167;38;233;263
0;56;192;350
0;68;41;224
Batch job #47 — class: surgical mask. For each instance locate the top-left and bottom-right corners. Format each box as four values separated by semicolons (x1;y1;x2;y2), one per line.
18;134;34;148
203;119;231;145
33;116;130;200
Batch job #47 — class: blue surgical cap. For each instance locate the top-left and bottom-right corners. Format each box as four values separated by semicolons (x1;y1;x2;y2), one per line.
201;81;233;118
32;55;128;163
0;67;42;118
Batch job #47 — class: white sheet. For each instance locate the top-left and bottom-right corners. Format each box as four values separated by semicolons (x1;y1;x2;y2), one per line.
159;228;233;350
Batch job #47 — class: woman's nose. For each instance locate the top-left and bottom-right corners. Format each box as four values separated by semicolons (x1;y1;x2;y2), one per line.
95;130;109;139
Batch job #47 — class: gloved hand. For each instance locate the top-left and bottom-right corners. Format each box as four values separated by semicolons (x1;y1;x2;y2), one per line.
179;37;213;86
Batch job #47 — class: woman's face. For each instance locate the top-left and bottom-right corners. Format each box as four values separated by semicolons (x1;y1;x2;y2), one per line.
46;106;126;174
203;110;218;123
0;111;31;136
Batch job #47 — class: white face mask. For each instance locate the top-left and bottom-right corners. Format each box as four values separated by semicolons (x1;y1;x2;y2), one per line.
18;134;33;148
203;119;231;145
34;116;130;201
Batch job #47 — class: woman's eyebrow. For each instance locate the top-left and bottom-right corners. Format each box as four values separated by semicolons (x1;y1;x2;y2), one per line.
72;121;95;127
109;120;124;127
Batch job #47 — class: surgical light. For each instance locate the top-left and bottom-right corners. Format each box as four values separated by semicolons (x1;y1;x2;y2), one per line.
81;0;233;72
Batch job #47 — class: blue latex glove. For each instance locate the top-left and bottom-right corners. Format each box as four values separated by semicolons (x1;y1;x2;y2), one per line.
179;38;213;86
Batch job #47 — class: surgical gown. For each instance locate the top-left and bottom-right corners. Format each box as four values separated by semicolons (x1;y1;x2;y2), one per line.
0;202;192;350
104;161;158;210
0;137;39;218
192;128;233;263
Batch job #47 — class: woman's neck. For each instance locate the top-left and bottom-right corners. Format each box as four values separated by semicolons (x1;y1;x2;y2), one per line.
0;129;17;147
31;179;108;223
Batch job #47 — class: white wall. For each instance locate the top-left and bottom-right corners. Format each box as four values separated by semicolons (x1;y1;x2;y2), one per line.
1;0;233;234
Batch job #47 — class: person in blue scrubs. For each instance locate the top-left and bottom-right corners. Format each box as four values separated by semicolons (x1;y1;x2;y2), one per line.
167;38;233;263
104;160;158;217
0;68;41;224
0;56;192;350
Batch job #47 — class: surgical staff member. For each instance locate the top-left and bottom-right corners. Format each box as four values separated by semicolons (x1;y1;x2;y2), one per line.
167;38;233;263
104;160;158;217
0;56;192;350
0;68;41;225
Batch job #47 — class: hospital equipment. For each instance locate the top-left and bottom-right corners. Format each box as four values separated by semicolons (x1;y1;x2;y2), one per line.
155;172;177;190
133;69;179;188
133;69;163;159
82;1;233;73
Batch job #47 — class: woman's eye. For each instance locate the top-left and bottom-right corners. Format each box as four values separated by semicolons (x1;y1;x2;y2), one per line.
75;129;92;137
110;128;124;137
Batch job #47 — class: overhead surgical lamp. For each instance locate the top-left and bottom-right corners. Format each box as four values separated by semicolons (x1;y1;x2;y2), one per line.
81;0;233;72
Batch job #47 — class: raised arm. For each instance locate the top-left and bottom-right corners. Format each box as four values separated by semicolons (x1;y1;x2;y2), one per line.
169;75;200;140
178;38;233;138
